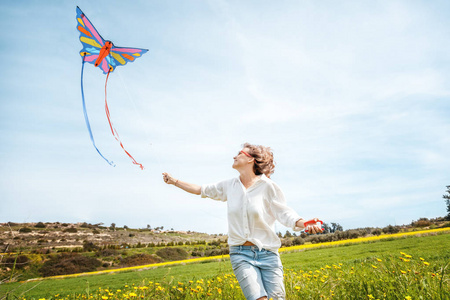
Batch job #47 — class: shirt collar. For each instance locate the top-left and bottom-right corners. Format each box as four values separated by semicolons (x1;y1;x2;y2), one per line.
237;174;268;191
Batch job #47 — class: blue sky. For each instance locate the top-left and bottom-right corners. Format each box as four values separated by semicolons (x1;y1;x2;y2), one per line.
1;1;449;234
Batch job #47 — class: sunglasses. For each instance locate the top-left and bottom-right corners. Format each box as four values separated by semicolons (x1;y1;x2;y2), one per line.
238;150;252;157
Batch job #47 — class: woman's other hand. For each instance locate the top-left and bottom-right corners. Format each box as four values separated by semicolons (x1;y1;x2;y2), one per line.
296;218;323;234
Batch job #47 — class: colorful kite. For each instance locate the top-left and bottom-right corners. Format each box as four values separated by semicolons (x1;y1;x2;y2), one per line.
76;6;147;169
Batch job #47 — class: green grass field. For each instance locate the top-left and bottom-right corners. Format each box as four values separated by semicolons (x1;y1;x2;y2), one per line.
1;232;449;299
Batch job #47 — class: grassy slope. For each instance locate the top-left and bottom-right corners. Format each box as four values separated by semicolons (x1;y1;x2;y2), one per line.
1;233;449;298
281;233;450;271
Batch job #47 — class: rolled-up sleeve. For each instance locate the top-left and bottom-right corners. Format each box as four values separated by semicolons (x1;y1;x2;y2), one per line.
269;184;303;231
201;180;229;202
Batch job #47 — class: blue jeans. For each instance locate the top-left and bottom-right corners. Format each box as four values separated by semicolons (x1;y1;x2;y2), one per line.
229;246;285;300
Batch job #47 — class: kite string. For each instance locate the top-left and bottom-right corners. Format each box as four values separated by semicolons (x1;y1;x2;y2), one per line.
116;69;164;173
104;69;144;170
81;54;115;167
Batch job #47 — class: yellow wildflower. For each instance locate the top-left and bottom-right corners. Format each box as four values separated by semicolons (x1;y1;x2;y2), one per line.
423;261;430;266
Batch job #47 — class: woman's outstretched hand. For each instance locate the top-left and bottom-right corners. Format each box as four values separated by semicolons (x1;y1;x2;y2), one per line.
162;173;201;195
162;172;177;185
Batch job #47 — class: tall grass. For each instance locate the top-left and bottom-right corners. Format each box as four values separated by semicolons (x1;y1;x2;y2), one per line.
10;251;447;299
285;252;449;299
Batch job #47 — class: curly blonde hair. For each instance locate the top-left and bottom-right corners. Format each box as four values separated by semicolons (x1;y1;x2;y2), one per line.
242;143;275;178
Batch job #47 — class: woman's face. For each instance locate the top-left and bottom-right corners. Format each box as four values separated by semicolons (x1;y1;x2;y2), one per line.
232;148;253;170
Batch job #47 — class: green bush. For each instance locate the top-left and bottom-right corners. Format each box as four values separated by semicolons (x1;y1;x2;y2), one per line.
412;218;432;228
382;225;401;234
39;253;101;277
156;247;188;261
83;241;98;252
18;227;32;233
120;254;162;267
371;228;382;235
34;222;46;228
205;248;228;256
293;237;305;245
95;249;118;257
282;239;293;247
209;240;220;246
63;227;78;233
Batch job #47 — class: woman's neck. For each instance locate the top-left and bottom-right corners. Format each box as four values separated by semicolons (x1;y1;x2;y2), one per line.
239;171;260;189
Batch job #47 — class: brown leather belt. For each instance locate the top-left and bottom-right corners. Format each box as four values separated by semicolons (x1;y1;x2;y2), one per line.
242;241;255;246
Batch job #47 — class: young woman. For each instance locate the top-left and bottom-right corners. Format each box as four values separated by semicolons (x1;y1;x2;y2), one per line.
162;143;322;300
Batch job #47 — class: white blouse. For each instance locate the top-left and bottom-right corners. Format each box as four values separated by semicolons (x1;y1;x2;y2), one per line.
201;174;303;253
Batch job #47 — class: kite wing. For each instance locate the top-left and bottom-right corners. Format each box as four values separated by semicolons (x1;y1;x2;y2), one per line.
109;46;148;72
76;6;109;74
76;6;148;74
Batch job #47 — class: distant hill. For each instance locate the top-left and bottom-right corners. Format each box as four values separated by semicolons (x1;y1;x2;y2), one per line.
0;222;224;253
